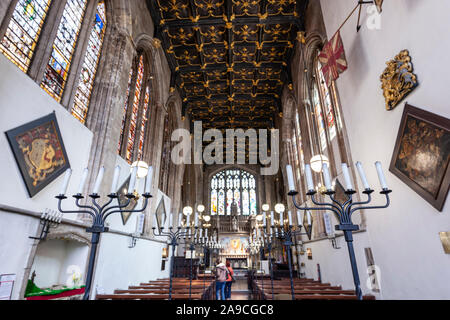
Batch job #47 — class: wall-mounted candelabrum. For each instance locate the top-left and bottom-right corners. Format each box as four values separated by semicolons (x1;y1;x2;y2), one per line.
29;209;63;241
285;161;392;300
55;164;153;300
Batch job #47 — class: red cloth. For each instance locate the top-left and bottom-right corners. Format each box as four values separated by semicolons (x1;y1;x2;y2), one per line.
26;288;85;300
318;31;348;87
226;267;234;282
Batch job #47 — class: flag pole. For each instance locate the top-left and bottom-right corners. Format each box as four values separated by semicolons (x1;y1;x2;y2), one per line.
331;1;374;39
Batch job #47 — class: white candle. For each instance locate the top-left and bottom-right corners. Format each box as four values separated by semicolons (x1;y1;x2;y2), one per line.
205;229;208;239
322;163;332;191
153;214;158;229
200;229;203;239
279;211;284;226
375;161;389;190
93;167;105;195
77;168;89;195
60;169;72;195
286;165;296;192
297;211;302;227
356;162;371;190
169;213;173;228
263;212;267;227
341;163;354;191
305;164;315;191
110;166;121;194
145;166;153;194
178;213;183;228
186;212;190;228
270;211;275;227
194;212;199;228
307;211;312;226
128;166;138;195
288;211;293;226
41;211;46;219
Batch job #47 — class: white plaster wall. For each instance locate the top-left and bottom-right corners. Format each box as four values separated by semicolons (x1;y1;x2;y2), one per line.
312;0;450;299
0;54;93;299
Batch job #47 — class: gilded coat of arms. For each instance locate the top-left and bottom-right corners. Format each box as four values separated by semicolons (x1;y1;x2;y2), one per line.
6;113;70;197
380;50;418;111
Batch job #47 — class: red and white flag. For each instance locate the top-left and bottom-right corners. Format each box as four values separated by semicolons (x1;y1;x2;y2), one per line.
318;31;348;87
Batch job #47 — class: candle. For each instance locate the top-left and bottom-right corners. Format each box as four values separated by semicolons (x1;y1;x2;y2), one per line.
93;167;105;195
341;163;354;191
286;165;296;192
178;213;183;228
356;162;371;190
270;211;275;227
77;168;89;195
169;213;173;228
205;229;208;239
145;166;153;194
307;211;312;226
279;211;284;226
305;164;315;191
153;214;158;229
110;166;121;194
263;212;267;227
194;212;199;228
186;212;190;228
60;169;72;195
199;229;203;239
297;211;302;227
288;211;293;227
128;166;138;194
322;163;332;191
375;161;389;190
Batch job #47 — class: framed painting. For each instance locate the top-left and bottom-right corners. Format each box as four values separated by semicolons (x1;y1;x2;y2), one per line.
117;175;137;225
155;198;167;230
389;104;450;211
5;113;70;198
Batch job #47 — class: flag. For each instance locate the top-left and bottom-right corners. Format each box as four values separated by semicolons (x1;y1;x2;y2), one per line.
318;31;348;87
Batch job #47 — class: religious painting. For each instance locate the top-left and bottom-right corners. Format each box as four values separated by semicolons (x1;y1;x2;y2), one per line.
221;237;249;256
117;176;137;225
5;113;70;198
155;198;167;230
389;104;450;211
439;232;450;254
375;0;384;13
380;50;418;111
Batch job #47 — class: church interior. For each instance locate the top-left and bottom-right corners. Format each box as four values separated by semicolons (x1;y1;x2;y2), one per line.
0;0;449;302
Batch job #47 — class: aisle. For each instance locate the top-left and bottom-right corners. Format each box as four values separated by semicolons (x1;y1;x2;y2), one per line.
230;279;250;300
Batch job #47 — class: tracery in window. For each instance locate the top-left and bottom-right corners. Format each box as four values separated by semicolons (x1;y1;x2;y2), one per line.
312;81;327;152
41;0;88;102
210;169;257;216
118;68;133;154
137;86;150;160
0;0;52;72
71;1;107;123
316;61;337;141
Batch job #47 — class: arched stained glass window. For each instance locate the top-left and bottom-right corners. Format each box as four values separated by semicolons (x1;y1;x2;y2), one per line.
312;80;327;152
137;85;150;160
316;61;337;141
41;0;88;102
71;1;107;123
210;169;258;216
125;55;145;163
118;67;133;154
0;0;52;72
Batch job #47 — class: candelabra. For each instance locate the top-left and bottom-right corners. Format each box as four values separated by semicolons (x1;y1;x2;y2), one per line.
29;209;63;241
286;161;392;300
56;164;153;300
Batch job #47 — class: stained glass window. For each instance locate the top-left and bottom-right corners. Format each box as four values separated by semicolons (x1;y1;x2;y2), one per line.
137;86;150;160
125;55;145;163
210;169;258;216
118;67;133;154
71;1;107;123
317;61;337;141
0;0;52;72
313;81;327;151
294;111;305;175
41;0;88;102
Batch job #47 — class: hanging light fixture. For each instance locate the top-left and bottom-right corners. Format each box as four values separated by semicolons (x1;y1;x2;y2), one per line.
131;161;149;179
310;155;330;173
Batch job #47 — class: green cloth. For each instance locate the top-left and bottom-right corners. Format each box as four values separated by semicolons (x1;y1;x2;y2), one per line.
25;280;85;298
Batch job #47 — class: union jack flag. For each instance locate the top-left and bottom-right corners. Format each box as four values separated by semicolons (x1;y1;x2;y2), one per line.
318;31;348;87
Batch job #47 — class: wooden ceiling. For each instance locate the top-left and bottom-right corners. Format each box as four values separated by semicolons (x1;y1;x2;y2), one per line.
147;0;308;132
